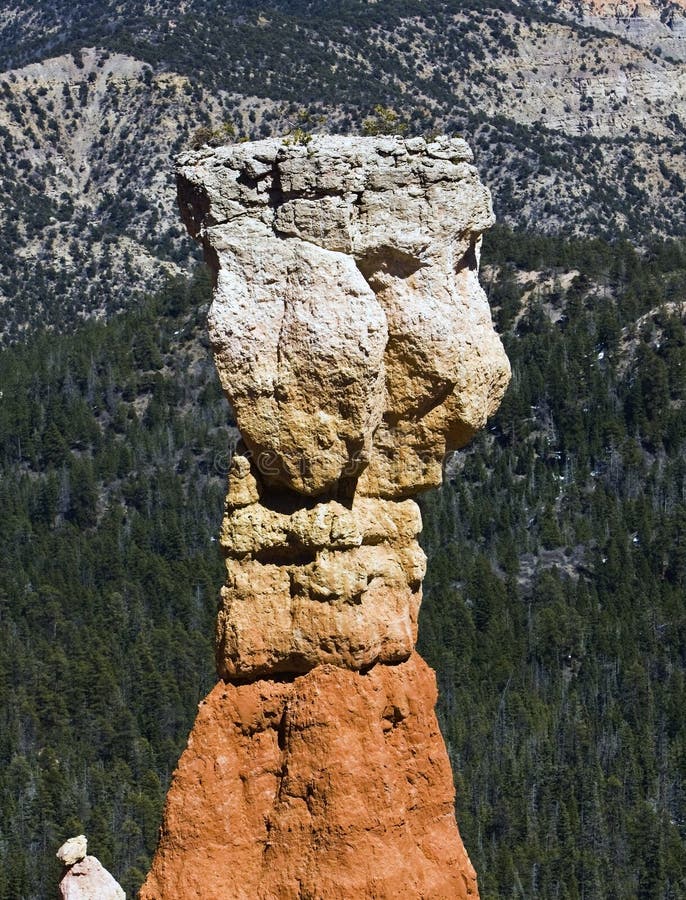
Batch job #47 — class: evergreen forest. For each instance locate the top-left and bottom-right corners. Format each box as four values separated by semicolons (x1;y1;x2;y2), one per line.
0;228;685;898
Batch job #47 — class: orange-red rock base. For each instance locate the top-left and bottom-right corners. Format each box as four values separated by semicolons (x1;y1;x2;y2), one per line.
140;653;478;900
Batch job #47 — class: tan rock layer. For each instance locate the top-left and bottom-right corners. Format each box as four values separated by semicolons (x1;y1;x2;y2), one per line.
140;654;478;900
216;458;427;678
216;543;425;679
177;135;510;499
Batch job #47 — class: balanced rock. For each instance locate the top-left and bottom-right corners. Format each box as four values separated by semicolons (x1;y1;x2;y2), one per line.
56;835;87;867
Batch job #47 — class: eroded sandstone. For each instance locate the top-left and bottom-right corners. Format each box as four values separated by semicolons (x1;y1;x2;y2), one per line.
177;135;510;499
216;480;425;678
142;135;509;899
140;655;478;900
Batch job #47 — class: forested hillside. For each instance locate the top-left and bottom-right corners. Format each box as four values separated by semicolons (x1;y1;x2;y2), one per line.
421;229;686;898
1;229;684;898
0;271;226;897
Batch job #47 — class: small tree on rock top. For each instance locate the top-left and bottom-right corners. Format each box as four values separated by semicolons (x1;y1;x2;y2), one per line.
362;105;408;136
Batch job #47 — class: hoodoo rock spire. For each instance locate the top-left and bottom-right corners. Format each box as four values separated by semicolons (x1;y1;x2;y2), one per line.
141;134;510;900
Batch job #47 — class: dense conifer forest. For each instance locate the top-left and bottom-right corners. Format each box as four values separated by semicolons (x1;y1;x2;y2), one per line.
0;229;684;898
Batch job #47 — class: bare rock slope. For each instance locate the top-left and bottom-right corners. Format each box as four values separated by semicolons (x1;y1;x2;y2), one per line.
558;0;686;59
2;4;686;343
141;135;510;899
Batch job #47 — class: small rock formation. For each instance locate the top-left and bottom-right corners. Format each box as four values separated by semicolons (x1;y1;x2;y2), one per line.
141;135;510;899
56;835;88;867
56;835;125;900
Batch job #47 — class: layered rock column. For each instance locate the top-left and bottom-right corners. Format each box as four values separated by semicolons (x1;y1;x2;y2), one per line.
141;136;510;900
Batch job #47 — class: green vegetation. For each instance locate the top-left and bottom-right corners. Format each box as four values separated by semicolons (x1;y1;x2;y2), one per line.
0;230;684;898
0;268;229;898
362;105;409;136
190;119;236;149
419;227;686;898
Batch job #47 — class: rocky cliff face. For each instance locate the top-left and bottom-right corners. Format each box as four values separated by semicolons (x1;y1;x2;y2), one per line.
560;0;686;16
558;0;686;59
140;135;510;900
